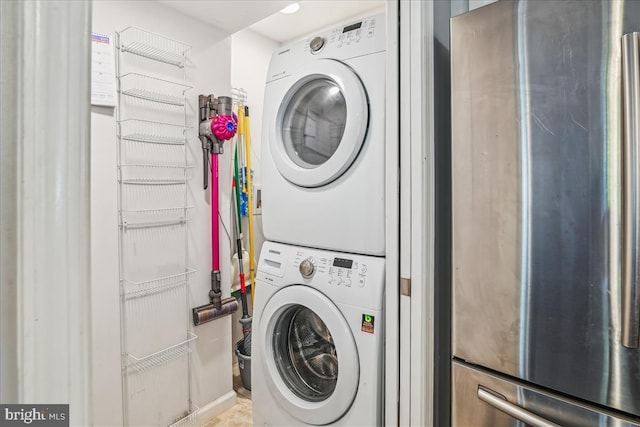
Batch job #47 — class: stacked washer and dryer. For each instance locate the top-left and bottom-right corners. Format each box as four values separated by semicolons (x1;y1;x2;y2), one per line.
253;13;386;426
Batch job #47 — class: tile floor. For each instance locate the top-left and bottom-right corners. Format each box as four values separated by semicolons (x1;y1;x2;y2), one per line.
202;394;252;427
202;372;252;427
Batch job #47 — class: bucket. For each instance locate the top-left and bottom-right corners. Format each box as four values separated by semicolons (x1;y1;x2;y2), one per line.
235;341;251;391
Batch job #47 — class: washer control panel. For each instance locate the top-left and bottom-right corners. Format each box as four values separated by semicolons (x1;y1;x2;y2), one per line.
293;249;370;288
257;241;385;309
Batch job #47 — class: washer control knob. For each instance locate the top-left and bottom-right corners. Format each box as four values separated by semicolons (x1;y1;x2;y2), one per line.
300;258;316;278
310;36;325;53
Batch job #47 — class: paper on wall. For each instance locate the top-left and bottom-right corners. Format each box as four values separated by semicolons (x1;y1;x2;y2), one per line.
91;33;117;107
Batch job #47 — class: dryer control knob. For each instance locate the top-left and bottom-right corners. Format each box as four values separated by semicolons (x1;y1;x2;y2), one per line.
310;36;325;53
300;258;316;278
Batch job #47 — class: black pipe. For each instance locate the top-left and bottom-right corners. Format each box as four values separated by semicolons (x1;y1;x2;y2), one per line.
200;136;209;190
236;237;249;317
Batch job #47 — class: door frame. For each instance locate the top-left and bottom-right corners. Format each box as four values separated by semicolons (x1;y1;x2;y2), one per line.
0;1;92;423
398;0;437;425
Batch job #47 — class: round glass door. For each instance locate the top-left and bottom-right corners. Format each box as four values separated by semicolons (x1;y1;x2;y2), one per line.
271;59;368;188
281;79;347;168
259;285;359;425
273;305;338;402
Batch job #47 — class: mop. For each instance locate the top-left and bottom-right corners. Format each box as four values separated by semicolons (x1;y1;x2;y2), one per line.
243;106;257;308
233;102;248;285
233;138;252;356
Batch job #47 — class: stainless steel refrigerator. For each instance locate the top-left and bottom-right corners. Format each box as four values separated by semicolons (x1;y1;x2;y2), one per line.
451;1;640;425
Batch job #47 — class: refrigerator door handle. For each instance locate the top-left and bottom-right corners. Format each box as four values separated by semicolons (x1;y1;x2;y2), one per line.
477;387;561;427
621;32;640;349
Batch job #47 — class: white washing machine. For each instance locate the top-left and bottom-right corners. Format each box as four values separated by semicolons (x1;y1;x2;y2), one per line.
252;241;385;426
261;14;386;256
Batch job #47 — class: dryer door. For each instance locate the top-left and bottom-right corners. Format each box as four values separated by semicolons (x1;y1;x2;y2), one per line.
270;59;369;187
258;285;359;425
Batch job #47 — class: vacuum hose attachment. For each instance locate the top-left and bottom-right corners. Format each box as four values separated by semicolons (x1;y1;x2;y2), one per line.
192;297;238;326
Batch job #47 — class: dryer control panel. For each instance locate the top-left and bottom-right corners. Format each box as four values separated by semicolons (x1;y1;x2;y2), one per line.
266;12;385;83
303;15;381;55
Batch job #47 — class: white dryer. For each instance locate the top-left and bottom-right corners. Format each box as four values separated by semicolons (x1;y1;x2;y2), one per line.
252;241;385;426
261;14;386;256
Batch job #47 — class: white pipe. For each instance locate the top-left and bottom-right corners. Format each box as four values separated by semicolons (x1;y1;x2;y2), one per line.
0;1;92;424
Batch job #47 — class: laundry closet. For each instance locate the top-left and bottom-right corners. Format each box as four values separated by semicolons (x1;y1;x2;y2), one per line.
10;1;629;427
1;1;482;426
89;1;389;426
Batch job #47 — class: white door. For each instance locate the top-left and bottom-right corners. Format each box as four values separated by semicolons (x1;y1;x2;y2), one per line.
258;285;359;425
270;59;369;187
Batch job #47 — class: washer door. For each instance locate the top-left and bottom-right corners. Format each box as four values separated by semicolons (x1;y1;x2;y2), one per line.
259;285;359;425
271;59;369;187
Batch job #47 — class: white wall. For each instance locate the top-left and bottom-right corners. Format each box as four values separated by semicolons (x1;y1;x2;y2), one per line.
230;29;280;193
91;2;236;425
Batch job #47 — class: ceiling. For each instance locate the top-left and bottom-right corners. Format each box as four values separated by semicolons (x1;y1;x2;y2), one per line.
158;0;294;34
249;1;385;43
158;0;385;44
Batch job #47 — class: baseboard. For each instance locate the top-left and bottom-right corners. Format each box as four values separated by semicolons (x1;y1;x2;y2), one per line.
196;390;237;426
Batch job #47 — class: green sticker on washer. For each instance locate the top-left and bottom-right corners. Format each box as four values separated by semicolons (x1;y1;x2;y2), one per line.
362;314;374;334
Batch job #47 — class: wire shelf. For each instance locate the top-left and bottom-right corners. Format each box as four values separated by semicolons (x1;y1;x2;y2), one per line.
169;406;200;427
116;25;196;427
232;87;248;105
123;269;195;299
125;332;197;374
118;26;191;68
118;119;191;145
119;164;194;185
119;73;191;106
120;207;194;228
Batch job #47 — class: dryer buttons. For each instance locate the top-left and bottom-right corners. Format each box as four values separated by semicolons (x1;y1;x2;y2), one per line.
309;36;325;53
299;257;316;278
